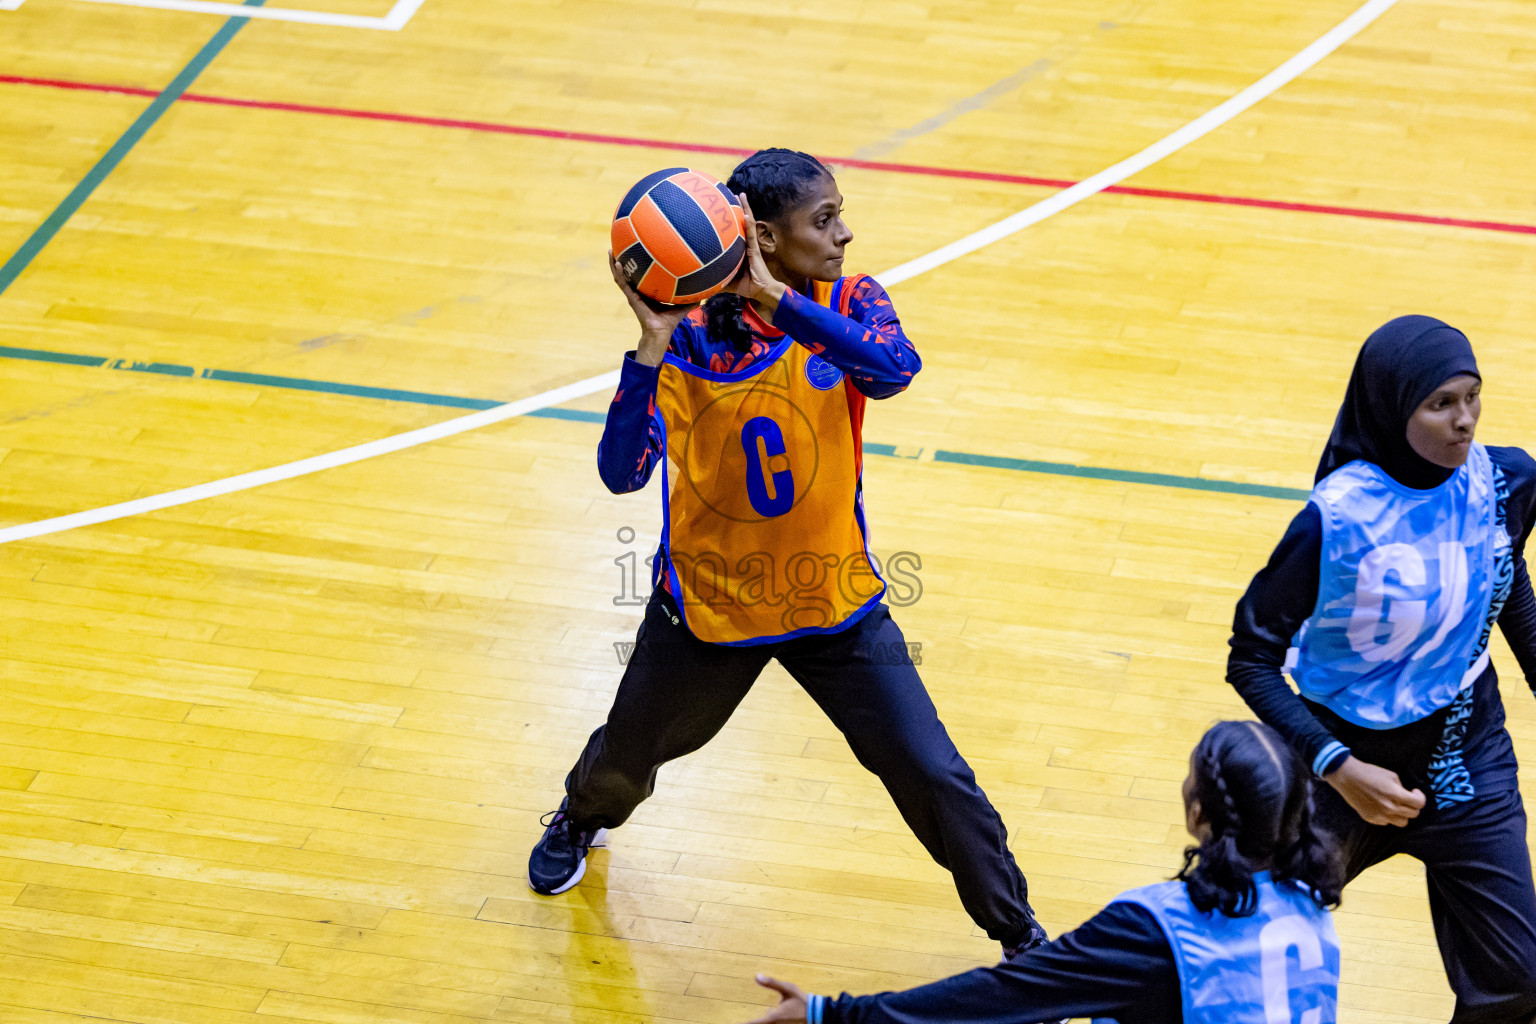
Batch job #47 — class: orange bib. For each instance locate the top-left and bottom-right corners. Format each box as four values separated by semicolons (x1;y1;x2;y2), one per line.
655;278;886;644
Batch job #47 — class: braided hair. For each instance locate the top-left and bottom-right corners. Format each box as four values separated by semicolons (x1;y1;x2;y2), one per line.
1176;720;1343;916
703;148;834;351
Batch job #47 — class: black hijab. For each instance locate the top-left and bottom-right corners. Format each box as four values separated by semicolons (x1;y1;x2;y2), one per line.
1316;315;1480;489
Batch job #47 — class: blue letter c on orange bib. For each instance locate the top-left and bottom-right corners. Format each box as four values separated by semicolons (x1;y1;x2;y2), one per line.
741;416;793;517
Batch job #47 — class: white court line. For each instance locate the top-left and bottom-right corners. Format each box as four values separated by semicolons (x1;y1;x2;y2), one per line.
4;0;425;29
877;0;1399;286
0;373;617;545
0;0;1398;546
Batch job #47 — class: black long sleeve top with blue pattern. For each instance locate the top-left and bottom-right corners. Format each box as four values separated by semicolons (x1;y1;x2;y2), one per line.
1227;445;1536;797
817;901;1182;1024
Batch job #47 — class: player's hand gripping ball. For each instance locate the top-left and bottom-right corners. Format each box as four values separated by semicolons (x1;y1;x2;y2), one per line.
611;168;746;305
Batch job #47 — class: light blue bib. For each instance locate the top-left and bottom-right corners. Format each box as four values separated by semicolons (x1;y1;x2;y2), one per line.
1289;443;1496;728
1095;876;1339;1024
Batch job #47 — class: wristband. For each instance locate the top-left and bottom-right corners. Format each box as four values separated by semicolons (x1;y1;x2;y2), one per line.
1313;740;1351;777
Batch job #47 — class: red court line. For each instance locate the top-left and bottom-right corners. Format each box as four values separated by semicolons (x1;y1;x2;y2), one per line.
2;74;159;98
5;73;1535;238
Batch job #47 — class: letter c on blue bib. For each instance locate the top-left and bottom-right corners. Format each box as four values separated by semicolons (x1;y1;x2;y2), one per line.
742;417;794;517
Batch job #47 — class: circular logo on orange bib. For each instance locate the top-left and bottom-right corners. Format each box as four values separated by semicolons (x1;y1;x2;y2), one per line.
804;355;843;390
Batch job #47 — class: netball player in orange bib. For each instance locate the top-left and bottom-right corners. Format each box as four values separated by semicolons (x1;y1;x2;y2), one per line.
529;149;1049;957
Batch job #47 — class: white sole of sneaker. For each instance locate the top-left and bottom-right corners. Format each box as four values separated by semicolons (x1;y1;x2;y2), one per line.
535;856;585;896
527;828;610;896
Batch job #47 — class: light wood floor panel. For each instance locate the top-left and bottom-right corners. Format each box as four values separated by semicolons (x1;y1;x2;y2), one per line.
0;2;220;88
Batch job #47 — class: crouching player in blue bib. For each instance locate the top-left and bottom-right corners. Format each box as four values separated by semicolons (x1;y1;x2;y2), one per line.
739;720;1343;1024
1229;316;1536;1022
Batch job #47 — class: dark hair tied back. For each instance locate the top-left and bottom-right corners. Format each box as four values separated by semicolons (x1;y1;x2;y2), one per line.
1176;721;1344;917
703;148;833;351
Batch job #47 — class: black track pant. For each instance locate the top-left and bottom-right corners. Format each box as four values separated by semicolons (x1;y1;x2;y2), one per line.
1317;784;1536;1023
564;590;1035;945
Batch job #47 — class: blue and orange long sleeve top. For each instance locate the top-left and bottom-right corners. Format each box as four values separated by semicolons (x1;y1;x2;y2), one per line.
596;276;920;494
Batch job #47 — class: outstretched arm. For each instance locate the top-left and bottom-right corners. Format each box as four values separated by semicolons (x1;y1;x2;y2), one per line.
741;903;1180;1024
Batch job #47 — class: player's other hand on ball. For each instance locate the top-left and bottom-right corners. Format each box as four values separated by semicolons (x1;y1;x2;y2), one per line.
609;250;697;366
742;974;809;1023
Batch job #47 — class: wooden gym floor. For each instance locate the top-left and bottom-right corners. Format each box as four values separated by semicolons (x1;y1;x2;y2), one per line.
2;0;1535;1021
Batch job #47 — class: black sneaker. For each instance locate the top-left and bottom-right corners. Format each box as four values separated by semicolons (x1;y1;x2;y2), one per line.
527;799;608;896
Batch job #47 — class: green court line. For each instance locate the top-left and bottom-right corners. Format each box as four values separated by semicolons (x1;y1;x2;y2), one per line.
0;0;267;298
0;344;107;368
203;368;502;409
0;340;1308;502
114;358;195;377
0;344;501;407
528;407;605;423
931;449;1310;500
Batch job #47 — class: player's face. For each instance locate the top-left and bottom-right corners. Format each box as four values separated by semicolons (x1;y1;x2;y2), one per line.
1405;373;1480;470
771;176;853;284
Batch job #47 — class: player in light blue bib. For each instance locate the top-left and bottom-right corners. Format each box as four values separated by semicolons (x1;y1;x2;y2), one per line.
1290;438;1498;729
736;721;1344;1024
1230;316;1536;1021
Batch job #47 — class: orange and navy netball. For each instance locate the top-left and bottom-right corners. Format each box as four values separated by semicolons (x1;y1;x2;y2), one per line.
611;168;746;305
